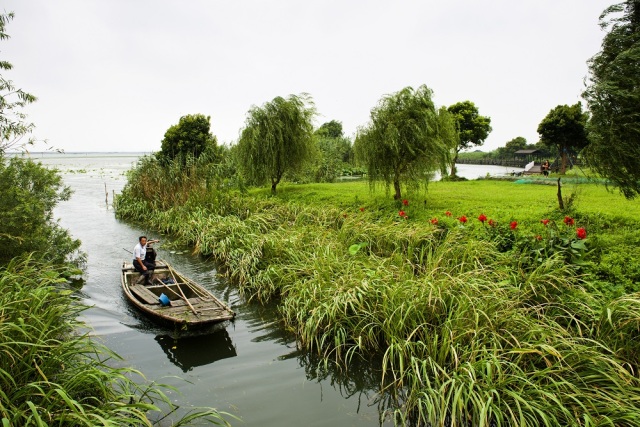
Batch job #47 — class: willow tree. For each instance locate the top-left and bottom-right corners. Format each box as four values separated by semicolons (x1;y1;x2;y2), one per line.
237;94;316;194
582;0;640;198
354;85;457;200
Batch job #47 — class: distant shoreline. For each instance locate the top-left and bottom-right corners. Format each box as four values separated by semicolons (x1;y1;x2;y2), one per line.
9;151;150;157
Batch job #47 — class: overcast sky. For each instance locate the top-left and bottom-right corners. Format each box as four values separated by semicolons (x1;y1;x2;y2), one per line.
3;1;612;153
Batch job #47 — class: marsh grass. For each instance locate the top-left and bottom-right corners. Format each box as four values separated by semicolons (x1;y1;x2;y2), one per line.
116;166;640;425
0;256;231;426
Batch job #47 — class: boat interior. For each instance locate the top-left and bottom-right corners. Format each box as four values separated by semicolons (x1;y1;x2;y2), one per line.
124;268;202;305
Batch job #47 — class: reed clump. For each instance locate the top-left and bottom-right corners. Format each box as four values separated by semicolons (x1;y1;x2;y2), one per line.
0;256;231;426
116;160;640;426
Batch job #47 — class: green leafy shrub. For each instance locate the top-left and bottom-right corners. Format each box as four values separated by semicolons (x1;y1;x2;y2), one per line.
0;156;83;267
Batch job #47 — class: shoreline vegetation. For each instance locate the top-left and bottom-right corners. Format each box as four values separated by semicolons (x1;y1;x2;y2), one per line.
0;256;232;426
0;155;232;426
115;155;640;426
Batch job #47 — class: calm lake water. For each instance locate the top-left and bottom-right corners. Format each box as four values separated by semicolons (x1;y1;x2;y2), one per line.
27;152;522;426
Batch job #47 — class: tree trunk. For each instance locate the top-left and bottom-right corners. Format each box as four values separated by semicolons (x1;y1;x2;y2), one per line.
450;153;459;178
393;179;402;200
271;177;279;195
557;177;564;210
560;150;567;175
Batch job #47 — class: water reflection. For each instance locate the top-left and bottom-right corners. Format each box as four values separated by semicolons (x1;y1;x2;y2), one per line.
155;328;237;372
294;350;398;426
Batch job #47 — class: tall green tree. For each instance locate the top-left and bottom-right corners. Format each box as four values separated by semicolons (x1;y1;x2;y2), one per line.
315;120;344;139
0;12;36;154
354;85;457;200
583;0;640;198
537;103;589;174
447;101;492;177
158;114;217;164
312;120;353;182
504;136;528;157
237;93;317;194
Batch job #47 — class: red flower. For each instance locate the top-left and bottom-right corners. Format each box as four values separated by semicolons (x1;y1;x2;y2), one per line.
458;215;468;223
576;227;587;240
359;207;365;212
563;216;575;226
536;235;542;241
488;219;496;227
402;199;409;206
430;218;438;225
541;219;550;226
399;210;407;218
478;213;487;223
510;221;518;230
445;211;452;217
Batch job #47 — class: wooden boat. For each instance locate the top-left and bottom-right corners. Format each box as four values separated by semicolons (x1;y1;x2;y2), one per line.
121;260;235;328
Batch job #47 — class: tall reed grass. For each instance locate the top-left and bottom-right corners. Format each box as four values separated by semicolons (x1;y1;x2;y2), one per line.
116;160;640;426
0;256;230;426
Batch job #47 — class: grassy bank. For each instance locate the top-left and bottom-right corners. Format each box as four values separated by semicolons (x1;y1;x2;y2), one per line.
116;159;640;426
0;256;231;426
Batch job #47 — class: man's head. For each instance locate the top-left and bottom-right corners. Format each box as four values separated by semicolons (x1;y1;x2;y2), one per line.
139;236;147;245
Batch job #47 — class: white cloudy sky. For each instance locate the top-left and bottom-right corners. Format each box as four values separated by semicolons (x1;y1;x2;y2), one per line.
3;0;612;153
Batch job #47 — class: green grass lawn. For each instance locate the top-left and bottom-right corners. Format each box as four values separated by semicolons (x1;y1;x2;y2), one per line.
253;177;640;227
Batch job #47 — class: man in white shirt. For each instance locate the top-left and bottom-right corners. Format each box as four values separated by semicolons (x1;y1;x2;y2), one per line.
133;235;159;285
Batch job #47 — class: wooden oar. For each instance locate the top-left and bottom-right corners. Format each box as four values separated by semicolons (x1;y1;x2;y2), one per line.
167;264;199;316
181;275;212;300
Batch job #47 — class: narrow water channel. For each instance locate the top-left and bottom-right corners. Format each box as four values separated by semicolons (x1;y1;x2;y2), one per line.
36;153;393;426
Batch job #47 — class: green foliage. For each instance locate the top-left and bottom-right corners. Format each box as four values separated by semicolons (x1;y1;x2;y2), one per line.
0;256;232;426
591;230;640;296
315;119;344;139
215;143;243;188
447;100;492;176
505;135;527;154
0;12;37;154
583;0;640;199
309;121;354;183
116;174;640;426
116;148;233;212
354;85;457;200
0;156;83;266
158;114;218;164
237;93;317;194
455;150;488;161
447;101;492;150
537;103;589;174
506;216;590;267
310;136;351;182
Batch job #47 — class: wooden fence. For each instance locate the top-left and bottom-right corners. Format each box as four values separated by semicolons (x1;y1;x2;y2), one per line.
456;158;529;168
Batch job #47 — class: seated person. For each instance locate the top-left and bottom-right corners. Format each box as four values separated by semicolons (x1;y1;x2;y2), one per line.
133;236;159;285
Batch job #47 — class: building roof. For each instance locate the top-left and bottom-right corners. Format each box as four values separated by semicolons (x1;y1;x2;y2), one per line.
514;149;540;155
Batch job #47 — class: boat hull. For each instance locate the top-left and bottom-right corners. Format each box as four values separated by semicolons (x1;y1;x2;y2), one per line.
121;260;235;328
